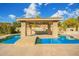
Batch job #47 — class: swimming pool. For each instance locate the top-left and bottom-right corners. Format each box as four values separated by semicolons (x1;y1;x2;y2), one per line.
35;36;79;44
0;34;20;44
1;35;79;44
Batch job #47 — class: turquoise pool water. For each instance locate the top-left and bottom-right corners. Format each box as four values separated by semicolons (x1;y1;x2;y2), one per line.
1;35;79;44
0;34;20;44
36;36;79;44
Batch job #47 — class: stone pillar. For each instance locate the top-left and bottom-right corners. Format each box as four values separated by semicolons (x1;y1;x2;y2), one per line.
48;24;51;35
52;22;59;38
30;25;35;35
20;22;27;39
27;24;31;36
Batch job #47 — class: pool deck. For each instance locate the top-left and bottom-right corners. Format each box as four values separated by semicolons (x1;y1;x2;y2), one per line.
0;36;79;56
60;31;79;39
0;33;79;56
0;44;79;56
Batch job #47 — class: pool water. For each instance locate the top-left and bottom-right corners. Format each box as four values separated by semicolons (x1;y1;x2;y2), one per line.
1;35;79;44
0;35;20;44
36;36;79;44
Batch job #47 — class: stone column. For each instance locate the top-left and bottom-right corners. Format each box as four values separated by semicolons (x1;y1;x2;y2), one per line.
30;25;35;35
26;24;31;36
48;23;51;35
20;22;27;39
52;22;59;38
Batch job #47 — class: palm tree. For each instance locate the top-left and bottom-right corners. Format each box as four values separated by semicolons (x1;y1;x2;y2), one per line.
63;18;76;28
75;16;79;31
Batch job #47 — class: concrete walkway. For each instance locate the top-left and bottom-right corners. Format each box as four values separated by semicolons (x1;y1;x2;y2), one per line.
0;43;79;56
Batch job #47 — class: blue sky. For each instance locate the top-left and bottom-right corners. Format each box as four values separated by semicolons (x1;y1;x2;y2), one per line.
0;3;79;23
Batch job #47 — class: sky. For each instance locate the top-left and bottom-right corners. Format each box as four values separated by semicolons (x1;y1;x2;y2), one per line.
0;3;79;23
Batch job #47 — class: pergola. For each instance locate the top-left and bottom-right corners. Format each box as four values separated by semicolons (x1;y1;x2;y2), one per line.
17;17;61;39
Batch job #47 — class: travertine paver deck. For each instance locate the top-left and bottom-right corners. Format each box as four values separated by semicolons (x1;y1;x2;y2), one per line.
0;38;79;56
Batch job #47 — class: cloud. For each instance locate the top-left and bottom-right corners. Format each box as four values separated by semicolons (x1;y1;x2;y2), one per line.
38;3;43;6
75;9;79;16
24;8;27;13
51;10;70;20
51;10;68;17
44;3;49;6
68;3;74;6
38;3;49;6
51;8;79;20
8;14;16;19
24;3;40;18
68;9;79;18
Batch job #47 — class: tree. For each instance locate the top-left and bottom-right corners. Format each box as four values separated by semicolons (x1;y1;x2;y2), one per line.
0;23;11;34
75;16;79;31
11;22;21;33
35;15;41;18
0;22;21;35
63;18;77;28
58;22;67;31
12;22;21;27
